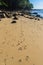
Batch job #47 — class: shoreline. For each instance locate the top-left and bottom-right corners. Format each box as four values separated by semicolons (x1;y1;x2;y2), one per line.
0;10;43;20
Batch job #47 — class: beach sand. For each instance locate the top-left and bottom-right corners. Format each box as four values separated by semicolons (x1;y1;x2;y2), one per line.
0;16;43;65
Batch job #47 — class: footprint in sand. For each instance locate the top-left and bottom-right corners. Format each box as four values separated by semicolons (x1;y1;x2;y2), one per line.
21;32;24;36
11;44;15;47
18;59;22;62
18;47;22;51
33;64;35;65
25;56;29;61
7;42;9;45
23;45;27;50
4;58;7;65
17;40;23;44
5;31;8;34
17;43;20;46
6;54;8;57
2;40;5;44
0;48;3;54
11;56;14;60
20;40;23;43
20;38;25;43
17;38;25;46
23;38;25;41
17;41;21;46
20;38;25;42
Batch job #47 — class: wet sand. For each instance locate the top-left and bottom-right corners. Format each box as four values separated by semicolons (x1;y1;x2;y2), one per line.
0;16;43;65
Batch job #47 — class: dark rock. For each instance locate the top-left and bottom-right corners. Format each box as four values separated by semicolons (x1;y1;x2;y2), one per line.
4;12;11;18
18;13;20;15
0;15;5;18
11;21;16;23
0;12;5;18
35;18;37;20
28;12;32;16
33;12;38;14
0;19;1;21
24;11;31;15
29;17;34;19
26;17;29;18
35;17;40;21
13;16;18;20
36;14;41;17
38;18;40;21
20;13;24;16
13;13;17;17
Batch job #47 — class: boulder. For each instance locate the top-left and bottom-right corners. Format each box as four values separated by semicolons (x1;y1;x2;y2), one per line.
33;12;38;14
13;13;17;17
0;12;5;18
36;14;41;17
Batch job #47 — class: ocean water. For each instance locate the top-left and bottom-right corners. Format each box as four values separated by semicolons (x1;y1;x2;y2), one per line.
31;9;43;17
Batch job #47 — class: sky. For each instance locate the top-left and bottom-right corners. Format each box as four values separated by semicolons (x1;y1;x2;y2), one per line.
30;0;43;9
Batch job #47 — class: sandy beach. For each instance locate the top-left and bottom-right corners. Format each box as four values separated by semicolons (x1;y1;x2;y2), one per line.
0;15;43;65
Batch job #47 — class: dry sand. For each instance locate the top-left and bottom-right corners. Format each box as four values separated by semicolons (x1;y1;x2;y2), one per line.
0;16;43;65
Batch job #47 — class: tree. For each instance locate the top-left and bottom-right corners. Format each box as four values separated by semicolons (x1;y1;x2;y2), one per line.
0;0;33;10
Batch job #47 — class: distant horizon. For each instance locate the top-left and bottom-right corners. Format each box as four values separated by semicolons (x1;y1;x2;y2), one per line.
33;8;43;9
30;0;43;9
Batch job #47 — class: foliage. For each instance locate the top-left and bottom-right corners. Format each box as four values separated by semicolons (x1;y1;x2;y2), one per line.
0;0;33;10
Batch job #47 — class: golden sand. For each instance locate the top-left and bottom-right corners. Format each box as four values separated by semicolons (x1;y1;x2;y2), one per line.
0;16;43;65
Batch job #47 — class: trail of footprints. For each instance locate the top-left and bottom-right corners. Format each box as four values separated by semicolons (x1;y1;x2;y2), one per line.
0;21;35;65
3;55;35;65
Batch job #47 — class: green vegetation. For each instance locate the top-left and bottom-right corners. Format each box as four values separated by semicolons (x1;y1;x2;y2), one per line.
0;0;33;10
